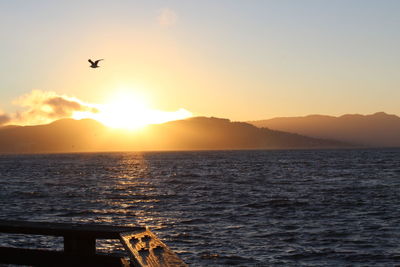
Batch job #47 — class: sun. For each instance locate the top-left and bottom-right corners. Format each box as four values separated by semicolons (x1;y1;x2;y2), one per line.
96;91;150;129
72;90;192;130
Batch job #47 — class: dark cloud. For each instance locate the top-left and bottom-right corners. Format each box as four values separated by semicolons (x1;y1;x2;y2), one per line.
11;90;100;125
39;96;99;118
0;114;10;125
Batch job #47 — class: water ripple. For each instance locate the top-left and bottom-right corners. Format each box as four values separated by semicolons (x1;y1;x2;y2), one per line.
0;149;400;266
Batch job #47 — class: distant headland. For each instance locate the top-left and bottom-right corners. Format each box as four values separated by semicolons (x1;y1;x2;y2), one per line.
249;112;400;147
0;116;348;154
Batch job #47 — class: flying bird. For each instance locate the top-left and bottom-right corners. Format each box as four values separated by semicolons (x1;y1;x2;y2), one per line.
88;59;103;68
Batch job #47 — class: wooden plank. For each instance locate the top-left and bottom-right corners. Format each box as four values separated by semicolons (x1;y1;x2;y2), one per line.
120;229;188;267
0;246;127;267
0;220;145;239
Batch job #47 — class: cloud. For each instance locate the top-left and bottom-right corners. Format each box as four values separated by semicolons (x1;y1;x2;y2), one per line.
0;111;10;126
4;89;193;128
44;97;98;117
158;8;178;27
11;90;98;126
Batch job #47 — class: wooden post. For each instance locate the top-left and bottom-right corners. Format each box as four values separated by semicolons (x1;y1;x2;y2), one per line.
64;235;96;255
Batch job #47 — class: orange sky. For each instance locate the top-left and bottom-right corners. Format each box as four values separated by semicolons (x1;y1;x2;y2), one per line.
1;1;400;127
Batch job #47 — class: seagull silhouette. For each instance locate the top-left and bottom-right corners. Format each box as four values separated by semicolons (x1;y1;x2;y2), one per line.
88;59;103;68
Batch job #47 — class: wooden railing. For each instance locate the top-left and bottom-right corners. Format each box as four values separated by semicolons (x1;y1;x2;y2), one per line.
0;220;187;267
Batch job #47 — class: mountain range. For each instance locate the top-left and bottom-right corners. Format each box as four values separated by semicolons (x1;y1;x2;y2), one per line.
249;112;400;147
0;117;347;154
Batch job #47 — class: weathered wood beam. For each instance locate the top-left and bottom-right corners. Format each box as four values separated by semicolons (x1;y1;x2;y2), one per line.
0;247;127;267
0;220;145;239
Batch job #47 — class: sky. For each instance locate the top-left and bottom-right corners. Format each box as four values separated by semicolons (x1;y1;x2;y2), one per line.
1;0;400;126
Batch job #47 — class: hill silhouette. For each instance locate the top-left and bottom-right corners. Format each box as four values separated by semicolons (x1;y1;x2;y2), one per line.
144;117;348;150
249;112;400;147
0;119;108;153
0;117;348;154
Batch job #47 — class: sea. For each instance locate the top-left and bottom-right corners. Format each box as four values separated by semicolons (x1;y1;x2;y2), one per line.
0;149;399;266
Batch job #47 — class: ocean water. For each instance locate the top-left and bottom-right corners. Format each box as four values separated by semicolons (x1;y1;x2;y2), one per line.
0;149;399;266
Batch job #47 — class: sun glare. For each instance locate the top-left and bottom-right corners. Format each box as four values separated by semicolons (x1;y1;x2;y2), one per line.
72;90;192;130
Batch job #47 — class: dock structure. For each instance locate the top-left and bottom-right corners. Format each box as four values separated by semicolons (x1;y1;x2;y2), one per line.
0;220;187;267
